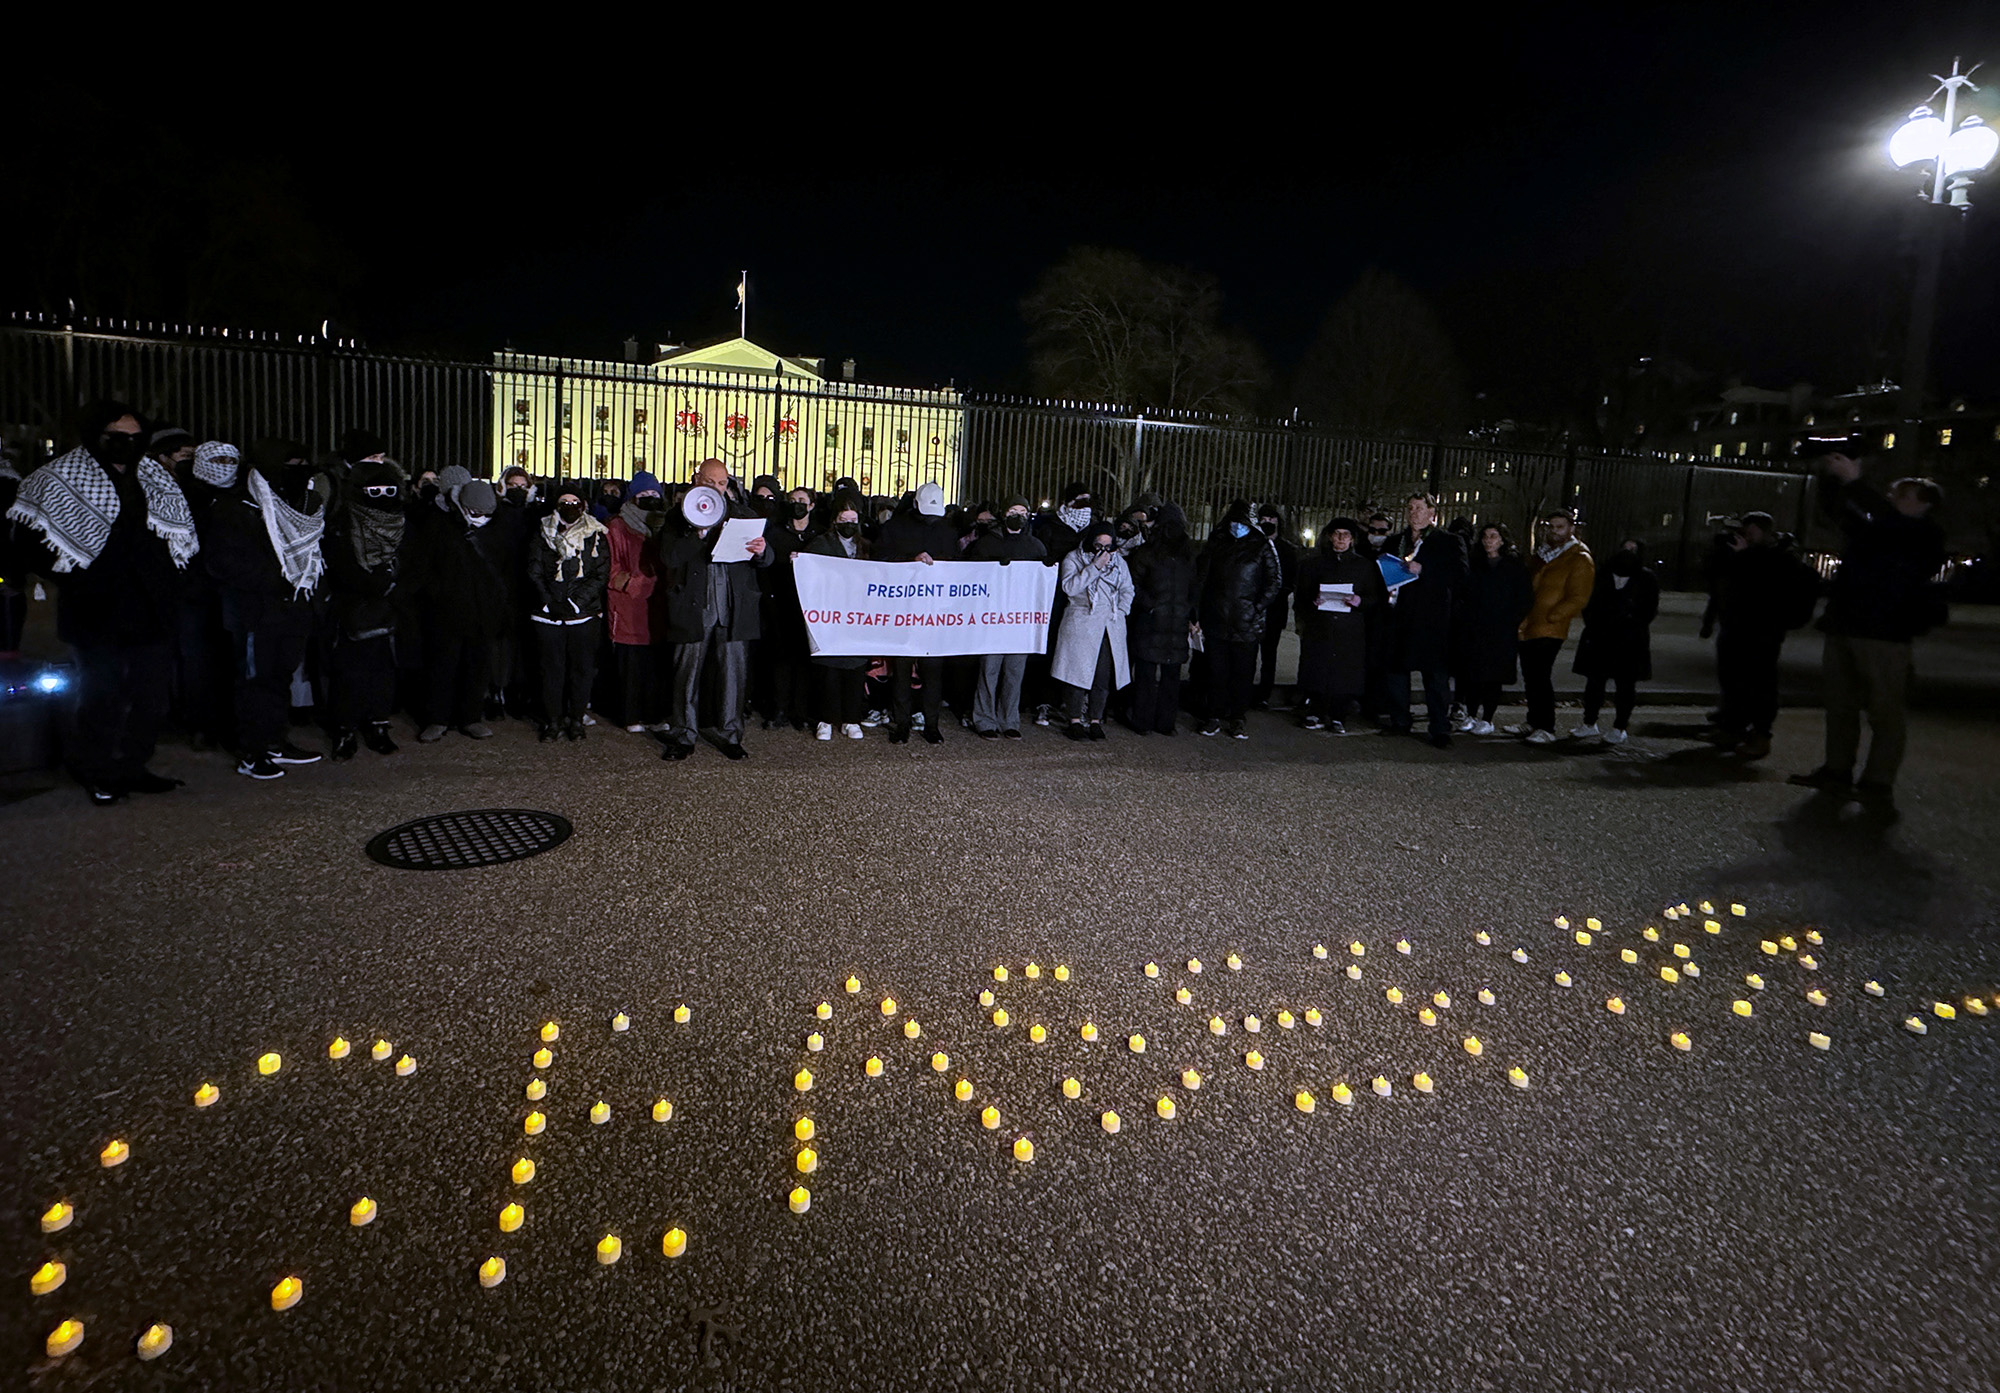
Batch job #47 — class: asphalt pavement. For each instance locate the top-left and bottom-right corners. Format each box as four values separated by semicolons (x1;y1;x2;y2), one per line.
4;698;1997;1391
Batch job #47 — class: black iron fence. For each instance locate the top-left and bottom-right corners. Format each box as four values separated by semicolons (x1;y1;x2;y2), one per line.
2;316;1822;588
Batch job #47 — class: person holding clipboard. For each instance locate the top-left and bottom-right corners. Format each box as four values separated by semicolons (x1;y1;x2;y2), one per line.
1381;492;1468;747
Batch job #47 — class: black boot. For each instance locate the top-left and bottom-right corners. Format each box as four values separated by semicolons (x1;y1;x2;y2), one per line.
331;728;360;761
361;722;399;755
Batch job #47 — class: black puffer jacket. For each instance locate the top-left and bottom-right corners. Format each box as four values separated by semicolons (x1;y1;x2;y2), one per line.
964;526;1048;563
403;505;513;638
1196;529;1282;644
1457;551;1534;686
1572;563;1660;680
1127;531;1198;665
527;515;611;622
203;491;322;636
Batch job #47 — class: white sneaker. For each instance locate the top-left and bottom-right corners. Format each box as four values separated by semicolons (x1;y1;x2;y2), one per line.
625;724;648;734
580;713;597;727
861;710;885;728
912;712;926;729
816;722;833;741
1466;719;1496;736
842;723;864;740
1500;723;1532;736
644;722;672;733
1570;724;1601;739
1326;721;1347;735
1525;728;1559;745
1603;726;1629;745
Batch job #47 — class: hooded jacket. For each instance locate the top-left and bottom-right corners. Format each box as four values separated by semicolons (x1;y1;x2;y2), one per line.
1521;538;1596;641
1196;512;1283;644
1125;507;1197;665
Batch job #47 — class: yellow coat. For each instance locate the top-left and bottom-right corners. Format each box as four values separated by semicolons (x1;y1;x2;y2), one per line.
1520;541;1595;641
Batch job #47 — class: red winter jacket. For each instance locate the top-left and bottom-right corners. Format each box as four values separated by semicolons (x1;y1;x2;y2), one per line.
604;516;657;646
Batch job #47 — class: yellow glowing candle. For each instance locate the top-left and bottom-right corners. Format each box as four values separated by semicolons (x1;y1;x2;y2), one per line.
1745;973;1765;990
1643;928;1661;943
1905;1016;1928;1034
136;1322;173;1360
1350;941;1366;957
1660;967;1680;984
1673;943;1691;959
1386;986;1404;1005
590;1101;610;1125
348;1196;377;1226
993;965;1009;982
979;989;995;1007
1304;1008;1322;1026
100;1139;129;1167
271;1276;303;1310
1144;962;1159;977
46;1319;84;1357
1062;1077;1081;1099
1732;1000;1753;1017
540;1021;560;1043
1187;958;1202;974
526;1078;546;1101
1463;1036;1483;1056
1396;939;1412;955
789;1186;811;1213
1798;955;1818;971
904;1020;922;1039
1475;930;1492;945
1433;992;1451;1009
1554;916;1570;930
1551;974;1571;989
257;1052;282;1076
794;1117;816;1144
794;1069;814;1093
954;1078;974;1101
1182;1068;1203;1089
805;1031;825;1052
611;1012;629;1032
524;1111;545;1135
1156;1096;1177;1119
795;1148;817;1174
662;1227;688;1257
981;1106;1000;1130
1175;987;1192;1004
328;1037;350;1059
1277;1010;1296;1028
1243;1051;1264;1070
1477;989;1495;1006
1226;954;1243;971
1934;1001;1957;1020
373;1039;394;1061
532;1047;551;1069
1419;1007;1438;1025
1013;1136;1035;1162
1371;1076;1391;1097
1865;980;1884;996
1620;949;1638;964
1026;963;1042;978
1511;948;1529;963
1331;1082;1354;1105
1606;997;1626;1014
845;976;861;994
498;1203;523;1232
31;1260;65;1295
1805;928;1822;944
1760;940;1779;956
1295;1089;1316;1112
479;1256;506;1288
1081;1021;1099;1041
511;1158;535;1184
652;1099;673;1122
1127;1033;1145;1053
864;1057;883;1077
1028;1024;1046;1043
395;1055;416;1076
1346;964;1362;980
816;1002;832;1020
991;1009;1009;1028
596;1233;621;1265
1413;1072;1434;1093
1808;1031;1832;1050
674;1005;691;1024
1054;964;1070;981
1806;989;1828;1007
1670;1031;1692;1051
880;997;897;1017
1507;1066;1529;1088
41;1202;72;1233
1313;943;1328;959
932;1052;951;1072
1101;1110;1121;1133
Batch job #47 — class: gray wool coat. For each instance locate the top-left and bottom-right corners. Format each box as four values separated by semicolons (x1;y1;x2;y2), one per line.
1051;549;1134;690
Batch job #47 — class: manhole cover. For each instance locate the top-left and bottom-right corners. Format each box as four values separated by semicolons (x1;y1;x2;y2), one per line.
365;809;573;870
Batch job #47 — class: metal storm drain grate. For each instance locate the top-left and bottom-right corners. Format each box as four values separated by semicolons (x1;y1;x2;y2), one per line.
365;809;573;870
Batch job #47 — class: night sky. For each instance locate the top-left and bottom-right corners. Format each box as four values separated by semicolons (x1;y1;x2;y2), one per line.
9;8;1998;417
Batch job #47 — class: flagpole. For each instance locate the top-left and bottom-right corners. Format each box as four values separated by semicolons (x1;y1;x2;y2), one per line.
740;270;748;339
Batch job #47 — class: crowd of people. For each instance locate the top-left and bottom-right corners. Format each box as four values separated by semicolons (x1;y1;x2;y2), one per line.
1;404;1948;812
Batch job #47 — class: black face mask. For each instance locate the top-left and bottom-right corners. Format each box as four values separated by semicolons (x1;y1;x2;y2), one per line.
505;486;528;505
790;500;811;520
1003;514;1026;532
834;521;859;539
1117;525;1138;539
557;503;583;524
1610;551;1641;576
635;496;664;512
1258;519;1279;536
419;482;439;503
95;431;144;468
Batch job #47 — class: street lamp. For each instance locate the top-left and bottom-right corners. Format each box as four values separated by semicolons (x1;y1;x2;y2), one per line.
1887;59;1996;420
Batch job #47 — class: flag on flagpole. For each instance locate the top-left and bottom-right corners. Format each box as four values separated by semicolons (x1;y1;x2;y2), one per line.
736;275;746;308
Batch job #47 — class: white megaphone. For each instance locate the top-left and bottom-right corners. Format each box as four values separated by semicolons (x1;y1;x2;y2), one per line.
681;485;727;527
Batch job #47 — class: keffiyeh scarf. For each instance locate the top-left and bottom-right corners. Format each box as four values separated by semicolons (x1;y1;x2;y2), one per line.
348;505;405;572
542;508;607;563
7;446;199;573
245;468;326;597
193;441;240;488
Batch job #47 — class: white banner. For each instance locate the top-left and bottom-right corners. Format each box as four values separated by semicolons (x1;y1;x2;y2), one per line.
794;554;1057;658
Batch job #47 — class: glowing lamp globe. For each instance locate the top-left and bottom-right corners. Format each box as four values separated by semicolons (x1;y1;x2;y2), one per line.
1944;117;1999;175
1889;107;1946;168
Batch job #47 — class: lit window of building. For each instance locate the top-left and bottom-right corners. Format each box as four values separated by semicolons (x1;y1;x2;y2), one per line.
1938;427;1953;446
1882;432;1896;449
1711;443;1724;458
1736;441;1748;457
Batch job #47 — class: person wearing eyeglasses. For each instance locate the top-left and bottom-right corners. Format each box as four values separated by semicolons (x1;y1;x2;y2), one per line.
322;461;411;759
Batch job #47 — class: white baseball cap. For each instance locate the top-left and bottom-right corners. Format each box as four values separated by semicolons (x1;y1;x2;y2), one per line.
914;481;946;517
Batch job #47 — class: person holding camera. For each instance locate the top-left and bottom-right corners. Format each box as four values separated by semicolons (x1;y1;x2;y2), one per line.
1789;447;1946;810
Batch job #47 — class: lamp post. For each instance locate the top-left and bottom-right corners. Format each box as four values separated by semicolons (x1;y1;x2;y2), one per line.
1888;59;1998;421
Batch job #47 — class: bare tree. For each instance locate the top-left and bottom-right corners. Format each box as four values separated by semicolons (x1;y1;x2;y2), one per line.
1293;268;1468;435
1023;248;1268;414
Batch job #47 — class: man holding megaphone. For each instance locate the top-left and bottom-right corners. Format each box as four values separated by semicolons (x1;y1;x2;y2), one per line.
655;458;771;762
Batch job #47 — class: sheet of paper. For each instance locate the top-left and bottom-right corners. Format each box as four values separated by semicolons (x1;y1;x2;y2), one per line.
710;516;766;563
1322;583;1355;595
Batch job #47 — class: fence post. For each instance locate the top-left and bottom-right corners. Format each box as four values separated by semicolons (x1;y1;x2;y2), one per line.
552;366;564;483
1426;437;1443;496
1562;442;1577;511
1676;465;1698;590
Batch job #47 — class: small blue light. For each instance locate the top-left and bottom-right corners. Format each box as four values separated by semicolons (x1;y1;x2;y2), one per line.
33;672;65;694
